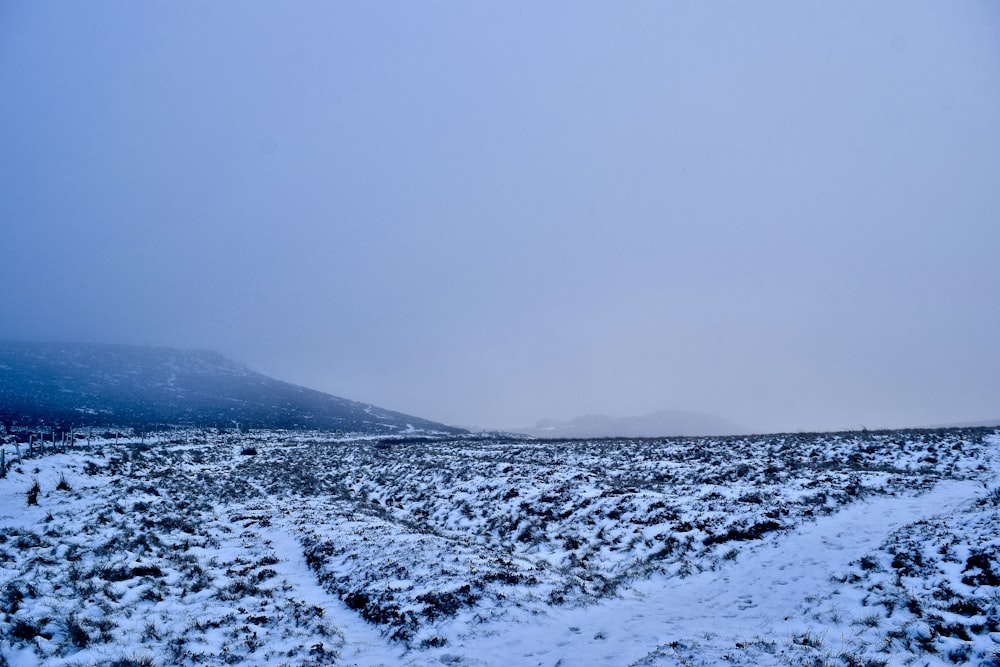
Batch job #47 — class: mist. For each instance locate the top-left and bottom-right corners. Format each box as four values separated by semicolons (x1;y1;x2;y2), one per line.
2;1;999;433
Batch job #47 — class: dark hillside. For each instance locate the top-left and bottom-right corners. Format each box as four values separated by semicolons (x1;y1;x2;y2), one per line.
0;341;464;434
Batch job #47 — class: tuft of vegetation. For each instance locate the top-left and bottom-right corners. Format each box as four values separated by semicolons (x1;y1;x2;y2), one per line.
26;478;40;506
108;654;158;667
64;614;90;648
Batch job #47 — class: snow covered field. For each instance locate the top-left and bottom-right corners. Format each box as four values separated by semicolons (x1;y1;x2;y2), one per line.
0;428;997;666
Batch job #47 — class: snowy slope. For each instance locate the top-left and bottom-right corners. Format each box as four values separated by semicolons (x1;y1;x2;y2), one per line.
0;427;997;666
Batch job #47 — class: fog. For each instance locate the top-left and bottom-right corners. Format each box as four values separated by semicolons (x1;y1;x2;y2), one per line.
2;2;999;433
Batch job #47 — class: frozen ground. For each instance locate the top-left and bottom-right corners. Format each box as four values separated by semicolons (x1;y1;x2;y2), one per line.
0;428;997;666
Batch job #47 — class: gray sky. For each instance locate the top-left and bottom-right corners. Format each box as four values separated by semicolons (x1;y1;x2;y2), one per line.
2;2;999;433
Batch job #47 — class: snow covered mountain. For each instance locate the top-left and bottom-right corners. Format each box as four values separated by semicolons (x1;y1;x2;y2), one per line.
0;341;464;434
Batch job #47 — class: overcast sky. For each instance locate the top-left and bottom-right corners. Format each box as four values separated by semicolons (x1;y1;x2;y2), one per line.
2;2;999;433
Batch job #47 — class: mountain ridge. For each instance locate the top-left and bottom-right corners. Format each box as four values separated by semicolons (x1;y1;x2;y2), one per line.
0;341;464;434
512;408;745;438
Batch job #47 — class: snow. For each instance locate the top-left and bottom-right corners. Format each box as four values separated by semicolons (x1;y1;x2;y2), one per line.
256;514;405;666
446;476;993;667
0;428;997;665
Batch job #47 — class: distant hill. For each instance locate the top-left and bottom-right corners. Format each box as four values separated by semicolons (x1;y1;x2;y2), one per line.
926;418;1000;429
513;409;745;439
0;341;465;435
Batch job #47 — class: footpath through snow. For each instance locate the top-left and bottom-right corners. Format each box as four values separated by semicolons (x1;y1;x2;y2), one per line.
400;474;998;666
257;516;407;667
